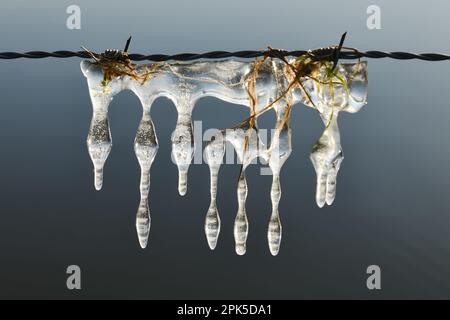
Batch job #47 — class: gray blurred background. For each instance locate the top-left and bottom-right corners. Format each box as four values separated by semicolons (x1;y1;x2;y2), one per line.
0;0;450;299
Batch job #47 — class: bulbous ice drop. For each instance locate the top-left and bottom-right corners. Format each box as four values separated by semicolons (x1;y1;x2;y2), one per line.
339;61;369;113
171;113;194;196
234;173;249;255
81;61;116;191
134;117;159;195
294;61;368;114
268;210;282;256
302;62;367;207
310;112;343;208
315;171;327;208
134;110;158;249
265;107;291;255
226;124;262;169
87;117;112;191
225;124;264;255
177;168;188;196
234;210;248;256
136;199;151;249
267;174;282;255
205;203;220;250
204;134;225;250
325;167;338;205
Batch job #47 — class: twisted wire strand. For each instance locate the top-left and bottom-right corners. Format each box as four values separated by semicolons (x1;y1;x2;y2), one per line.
0;49;449;61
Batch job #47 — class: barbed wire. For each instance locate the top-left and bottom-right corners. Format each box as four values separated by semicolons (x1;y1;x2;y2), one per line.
0;49;449;61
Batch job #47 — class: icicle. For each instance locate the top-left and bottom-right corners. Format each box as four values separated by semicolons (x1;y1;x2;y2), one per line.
133;101;158;249
262;60;294;256
310;111;343;207
226;123;262;255
136;199;150;248
268;174;282;256
87;115;112;191
171;111;194;196
266;115;292;255
171;86;195;197
308;61;368;208
234;172;249;255
204;133;225;250
81;61;117;191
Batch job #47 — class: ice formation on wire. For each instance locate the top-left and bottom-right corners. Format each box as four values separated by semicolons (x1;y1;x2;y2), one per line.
81;55;368;255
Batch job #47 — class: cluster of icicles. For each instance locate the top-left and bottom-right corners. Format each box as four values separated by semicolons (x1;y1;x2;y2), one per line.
81;57;368;255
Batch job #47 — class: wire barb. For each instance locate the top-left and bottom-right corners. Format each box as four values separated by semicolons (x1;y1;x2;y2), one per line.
332;32;347;70
124;36;132;53
0;49;450;61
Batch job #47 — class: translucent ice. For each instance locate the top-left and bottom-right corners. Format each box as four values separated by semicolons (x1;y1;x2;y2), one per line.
204;133;225;250
81;61;114;191
310;112;343;207
81;56;368;254
266;109;293;255
134;100;158;248
234;172;249;255
171;110;194;196
226;121;266;255
304;62;368;207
